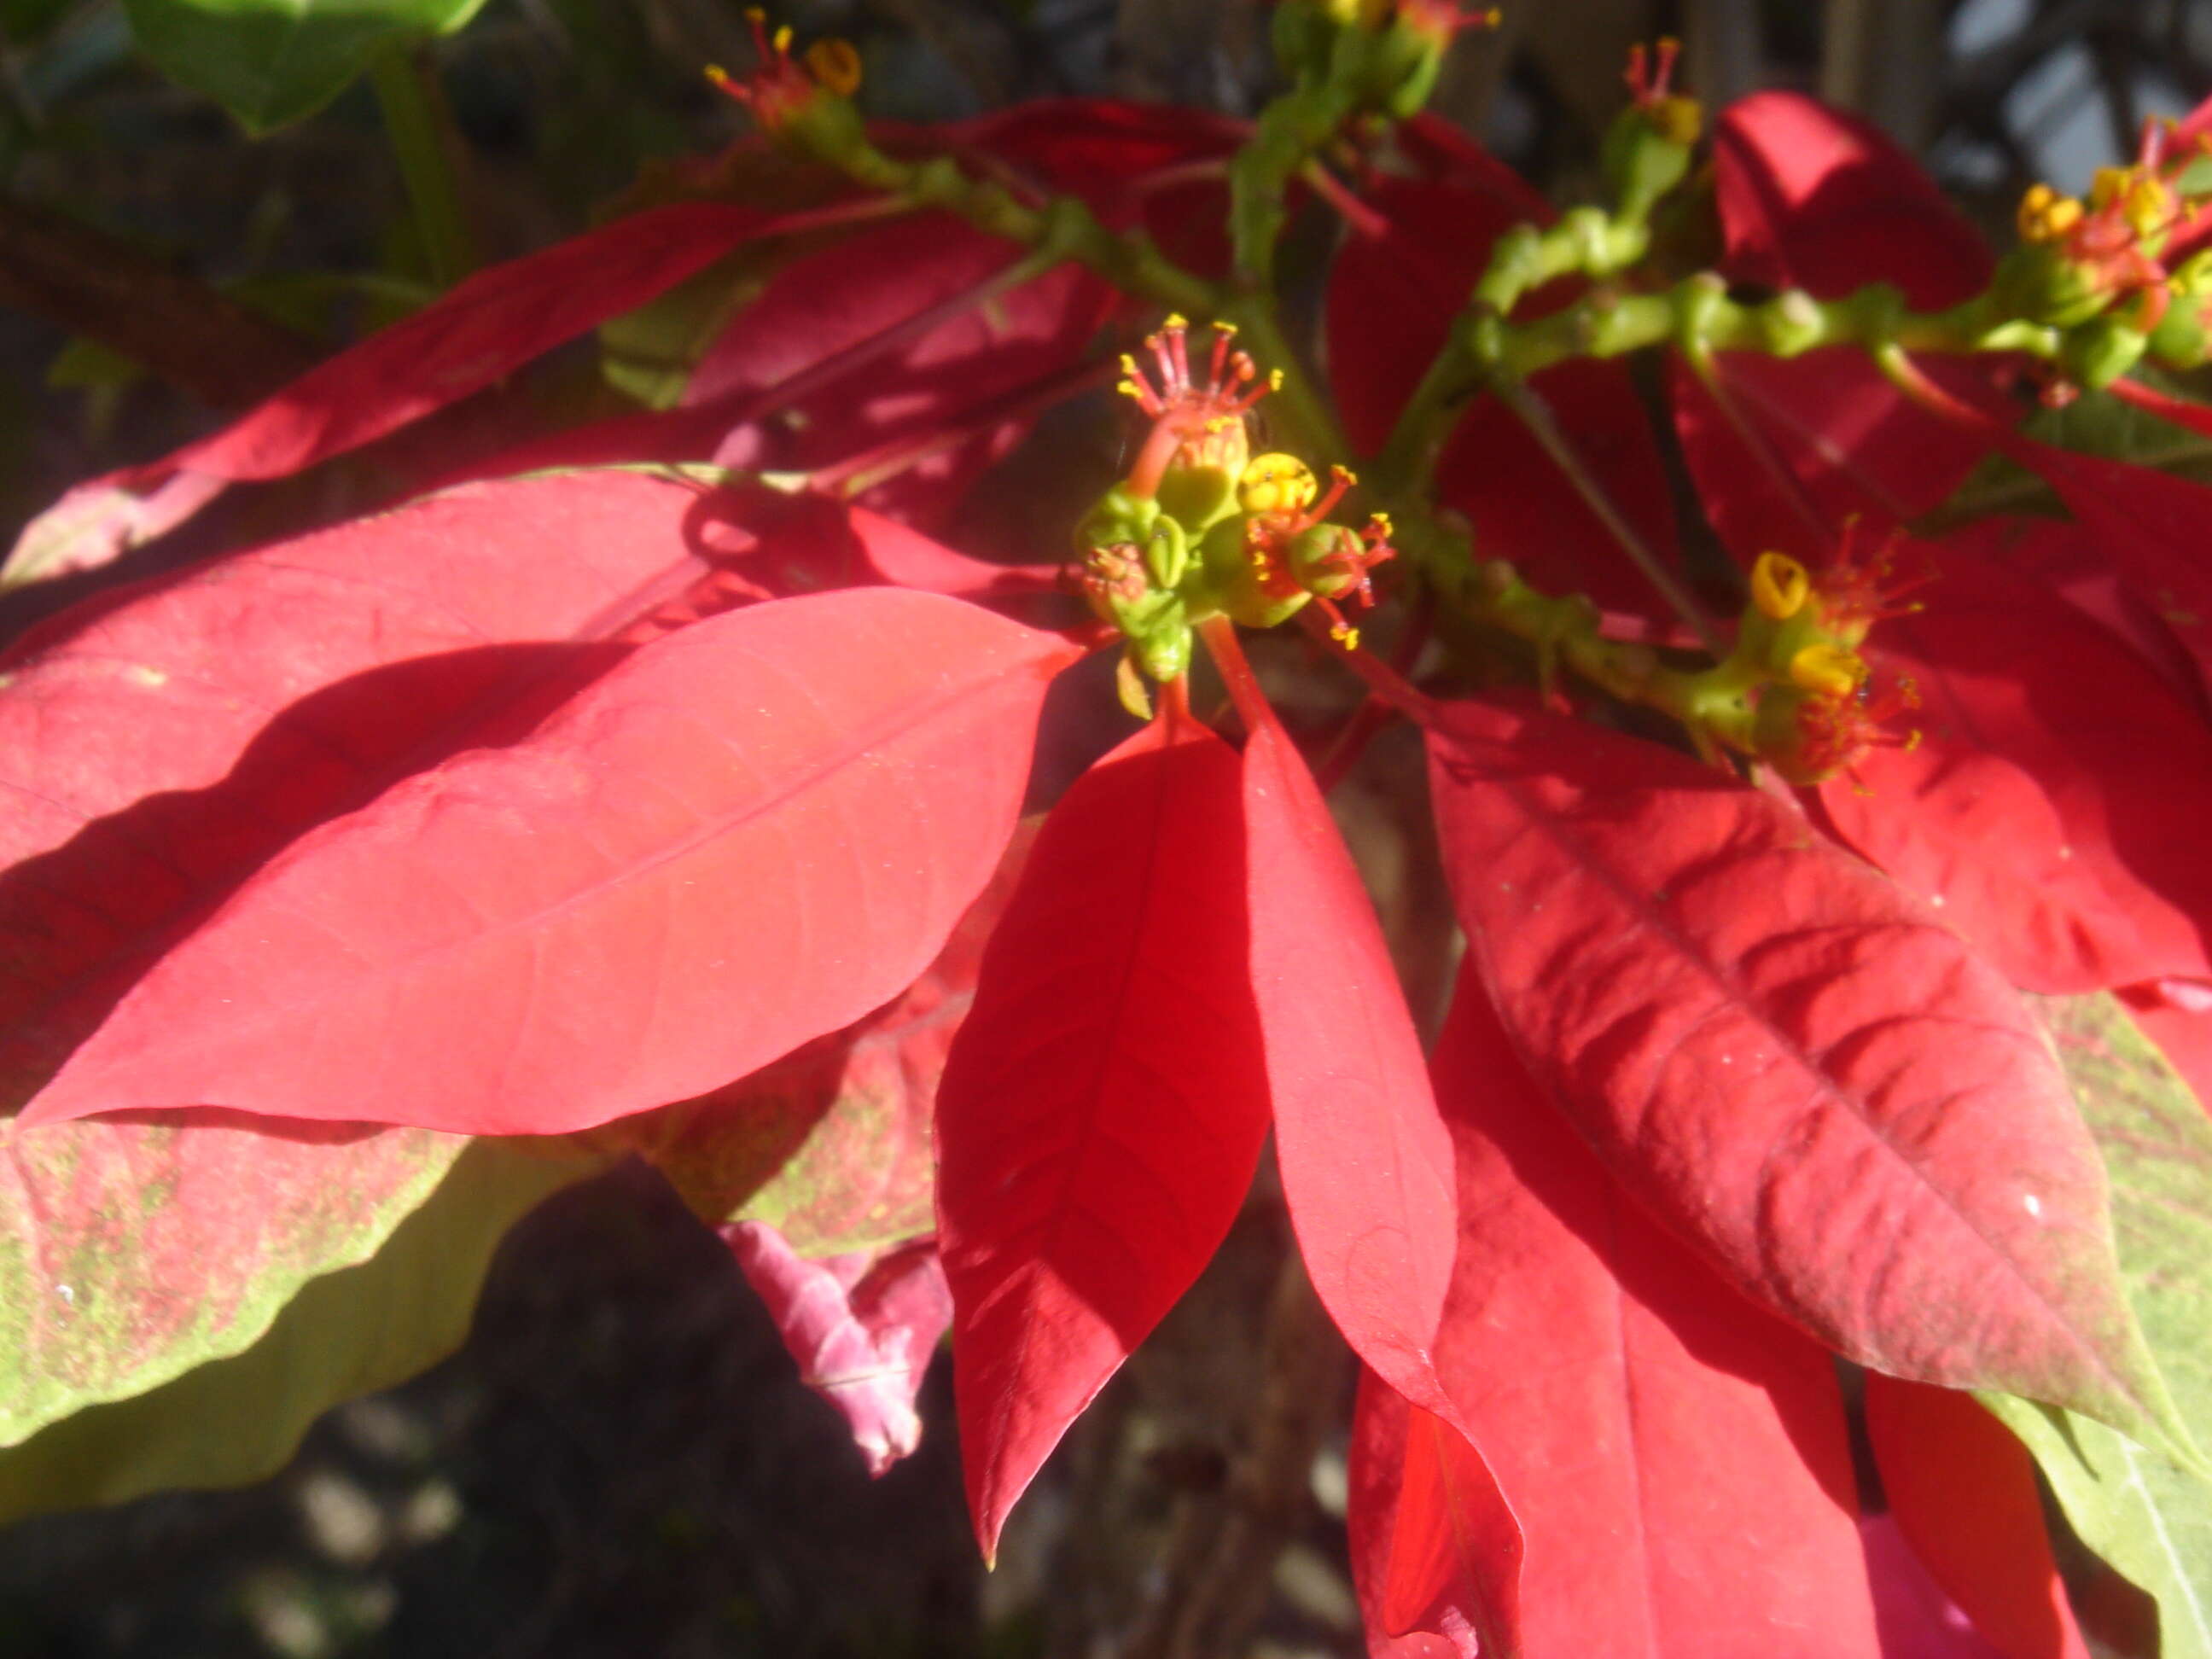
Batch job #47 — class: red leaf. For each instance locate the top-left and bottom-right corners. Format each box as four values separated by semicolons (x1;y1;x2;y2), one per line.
1425;700;2168;1440
1714;91;1988;308
723;1224;952;1476
1347;1370;1517;1659
1865;1374;2090;1659
1423;968;1879;1656
934;715;1268;1558
0;468;768;1112
24;587;1080;1135
639;822;1037;1251
4;202;844;586
677;212;1117;526
1860;1515;2015;1659
940;99;1243;281
1820;543;2212;992
1996;438;2212;697
1672;351;1995;565
950;98;1244;218
1242;716;1458;1416
1982;517;2209;711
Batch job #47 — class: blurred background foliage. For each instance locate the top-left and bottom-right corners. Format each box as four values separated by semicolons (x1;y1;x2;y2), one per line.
0;1;2205;1655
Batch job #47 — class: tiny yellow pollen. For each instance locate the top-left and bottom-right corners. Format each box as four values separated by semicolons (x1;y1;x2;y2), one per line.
1116;380;1144;400
1749;551;1811;620
1789;643;1866;697
1267;368;1284;391
1163;312;1188;330
773;24;793;52
1213;320;1238;337
1119;353;1140;376
2017;182;2084;244
1332;625;1360;650
1372;511;1394;534
705;62;734;86
2124;175;2174;237
745;5;765;20
1332;464;1356;486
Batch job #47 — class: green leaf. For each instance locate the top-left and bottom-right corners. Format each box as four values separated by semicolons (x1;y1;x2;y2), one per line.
1921;383;2212;530
2039;992;2212;1448
0;1117;467;1447
0;1138;594;1522
1985;992;2212;1655
1982;1396;2212;1659
122;0;491;133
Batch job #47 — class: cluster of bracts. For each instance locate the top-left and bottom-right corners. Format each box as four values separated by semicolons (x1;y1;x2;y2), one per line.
5;3;2212;1655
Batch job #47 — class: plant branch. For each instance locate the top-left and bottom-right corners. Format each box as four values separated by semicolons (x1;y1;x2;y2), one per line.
0;195;320;406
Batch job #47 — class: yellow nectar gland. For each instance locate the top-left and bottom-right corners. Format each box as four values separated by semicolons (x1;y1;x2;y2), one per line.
1789;643;1867;697
1238;454;1319;515
1749;551;1810;620
2017;182;2085;245
804;37;862;96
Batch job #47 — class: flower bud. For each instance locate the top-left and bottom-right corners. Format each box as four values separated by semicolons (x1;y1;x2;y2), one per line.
1603;39;1702;220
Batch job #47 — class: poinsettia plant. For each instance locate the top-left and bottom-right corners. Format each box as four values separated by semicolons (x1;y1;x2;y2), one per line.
7;1;2212;1651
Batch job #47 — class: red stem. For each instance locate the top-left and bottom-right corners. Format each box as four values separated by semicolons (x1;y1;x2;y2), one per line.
1295;609;1442;726
1196;615;1278;737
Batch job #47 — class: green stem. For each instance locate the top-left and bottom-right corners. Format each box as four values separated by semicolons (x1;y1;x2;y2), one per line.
826;135;1359;482
370;46;476;288
1229;83;1359;286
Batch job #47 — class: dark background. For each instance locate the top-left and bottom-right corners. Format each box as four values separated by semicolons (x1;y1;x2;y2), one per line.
0;2;2196;1654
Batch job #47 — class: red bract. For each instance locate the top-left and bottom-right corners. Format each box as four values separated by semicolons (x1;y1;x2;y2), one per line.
934;713;1268;1558
725;1224;952;1477
7;34;2212;1658
24;586;1078;1134
1864;1372;2091;1659
1415;969;1881;1656
1348;1371;1519;1659
2;202;853;587
1426;700;2166;1441
1242;710;1459;1420
1819;540;2212;992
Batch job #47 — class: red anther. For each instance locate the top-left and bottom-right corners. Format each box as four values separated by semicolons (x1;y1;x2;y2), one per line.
1814;519;1932;638
1798;662;1922;783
